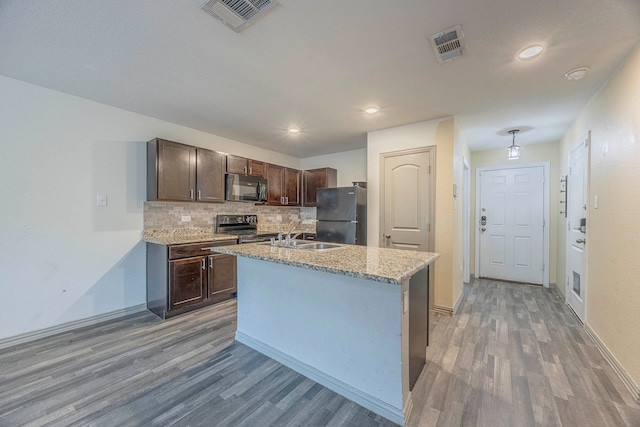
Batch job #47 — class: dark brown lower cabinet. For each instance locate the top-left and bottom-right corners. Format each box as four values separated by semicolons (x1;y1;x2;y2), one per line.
147;240;237;319
208;254;237;304
168;256;206;310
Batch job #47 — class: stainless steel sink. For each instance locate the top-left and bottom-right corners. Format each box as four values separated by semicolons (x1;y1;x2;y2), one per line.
257;240;310;248
256;241;343;251
298;243;343;251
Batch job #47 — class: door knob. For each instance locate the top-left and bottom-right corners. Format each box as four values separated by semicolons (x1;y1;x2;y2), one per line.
481;227;486;232
576;238;585;244
384;234;391;239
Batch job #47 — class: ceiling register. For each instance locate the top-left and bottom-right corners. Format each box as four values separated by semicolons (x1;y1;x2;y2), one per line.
429;25;466;63
201;0;279;32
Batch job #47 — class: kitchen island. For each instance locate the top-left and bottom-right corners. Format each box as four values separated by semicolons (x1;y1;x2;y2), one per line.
211;242;439;425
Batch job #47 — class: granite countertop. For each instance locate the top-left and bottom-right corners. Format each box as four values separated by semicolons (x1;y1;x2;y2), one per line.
144;224;316;245
210;243;439;285
144;228;238;245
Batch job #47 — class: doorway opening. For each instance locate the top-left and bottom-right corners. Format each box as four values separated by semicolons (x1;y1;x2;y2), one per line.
475;163;550;287
463;157;470;283
565;132;590;322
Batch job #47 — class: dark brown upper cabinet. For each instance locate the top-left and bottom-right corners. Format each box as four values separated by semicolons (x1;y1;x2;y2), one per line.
148;138;196;201
196;149;225;203
147;138;225;203
303;167;337;207
265;164;301;206
226;155;265;177
265;163;284;205
284;168;301;206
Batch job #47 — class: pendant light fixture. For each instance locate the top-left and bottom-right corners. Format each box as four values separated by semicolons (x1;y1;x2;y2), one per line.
507;129;521;160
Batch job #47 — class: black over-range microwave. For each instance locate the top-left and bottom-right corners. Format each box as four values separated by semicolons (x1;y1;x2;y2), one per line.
225;173;268;202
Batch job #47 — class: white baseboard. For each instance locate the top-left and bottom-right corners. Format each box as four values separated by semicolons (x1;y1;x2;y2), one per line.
453;290;464;315
403;391;413;425
432;305;453;316
584;323;640;401
0;304;148;350
235;331;405;425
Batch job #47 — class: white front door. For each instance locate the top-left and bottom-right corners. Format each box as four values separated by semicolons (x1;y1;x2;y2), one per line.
566;134;589;321
381;148;432;251
478;166;545;284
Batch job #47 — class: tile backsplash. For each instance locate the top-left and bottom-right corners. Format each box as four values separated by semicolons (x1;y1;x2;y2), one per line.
144;201;316;232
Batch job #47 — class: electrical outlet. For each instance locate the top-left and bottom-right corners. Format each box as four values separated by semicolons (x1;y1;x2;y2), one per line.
594;195;599;209
181;215;191;222
276;215;282;221
96;194;107;207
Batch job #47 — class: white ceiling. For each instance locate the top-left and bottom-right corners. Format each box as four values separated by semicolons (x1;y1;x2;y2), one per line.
1;0;639;158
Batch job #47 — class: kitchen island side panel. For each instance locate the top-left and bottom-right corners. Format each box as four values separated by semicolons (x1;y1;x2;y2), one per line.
235;257;403;414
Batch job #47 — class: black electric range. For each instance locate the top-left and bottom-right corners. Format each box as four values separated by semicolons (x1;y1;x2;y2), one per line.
215;214;280;244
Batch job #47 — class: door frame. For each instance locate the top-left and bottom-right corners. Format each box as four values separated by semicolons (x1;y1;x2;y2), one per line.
463;157;471;283
379;146;436;252
565;132;590;321
474;162;550;287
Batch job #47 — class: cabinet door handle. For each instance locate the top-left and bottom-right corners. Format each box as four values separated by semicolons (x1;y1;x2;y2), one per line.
249;166;252;175
190;189;194;199
244;166;247;174
198;190;201;200
281;196;284;204
209;257;213;269
285;196;289;204
201;259;205;270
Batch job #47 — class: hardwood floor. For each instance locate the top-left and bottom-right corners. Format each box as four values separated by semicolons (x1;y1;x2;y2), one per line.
1;279;638;426
408;278;640;427
0;301;395;427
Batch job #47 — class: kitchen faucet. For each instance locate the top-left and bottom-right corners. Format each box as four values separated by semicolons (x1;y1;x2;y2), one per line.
285;224;303;246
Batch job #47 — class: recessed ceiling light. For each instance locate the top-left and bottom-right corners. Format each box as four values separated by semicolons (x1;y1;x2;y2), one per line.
288;127;300;134
517;45;544;60
365;107;379;115
564;67;589;81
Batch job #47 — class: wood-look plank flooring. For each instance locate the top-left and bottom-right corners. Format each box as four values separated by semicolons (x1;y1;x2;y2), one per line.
0;301;395;427
408;278;640;427
1;278;639;426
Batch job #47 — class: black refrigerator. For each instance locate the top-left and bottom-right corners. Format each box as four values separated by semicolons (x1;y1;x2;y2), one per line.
316;186;367;245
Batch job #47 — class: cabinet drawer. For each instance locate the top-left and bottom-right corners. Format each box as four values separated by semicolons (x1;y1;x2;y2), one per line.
169;240;237;259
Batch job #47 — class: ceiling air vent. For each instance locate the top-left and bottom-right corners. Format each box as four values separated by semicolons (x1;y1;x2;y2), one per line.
201;0;279;33
429;25;466;64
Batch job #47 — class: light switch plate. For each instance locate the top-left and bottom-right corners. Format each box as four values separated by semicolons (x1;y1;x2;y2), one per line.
181;215;191;222
594;195;599;209
96;194;107;207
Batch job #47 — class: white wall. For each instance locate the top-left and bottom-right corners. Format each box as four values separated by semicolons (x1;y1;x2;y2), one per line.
367;117;462;309
0;75;299;340
452;120;471;306
300;148;367;187
557;42;640;389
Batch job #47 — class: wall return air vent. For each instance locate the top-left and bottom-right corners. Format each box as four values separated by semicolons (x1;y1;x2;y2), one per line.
429;25;466;64
201;0;279;33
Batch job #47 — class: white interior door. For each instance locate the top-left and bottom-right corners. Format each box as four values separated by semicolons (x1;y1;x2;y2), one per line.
381;149;432;251
478;166;545;284
566;135;589;321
